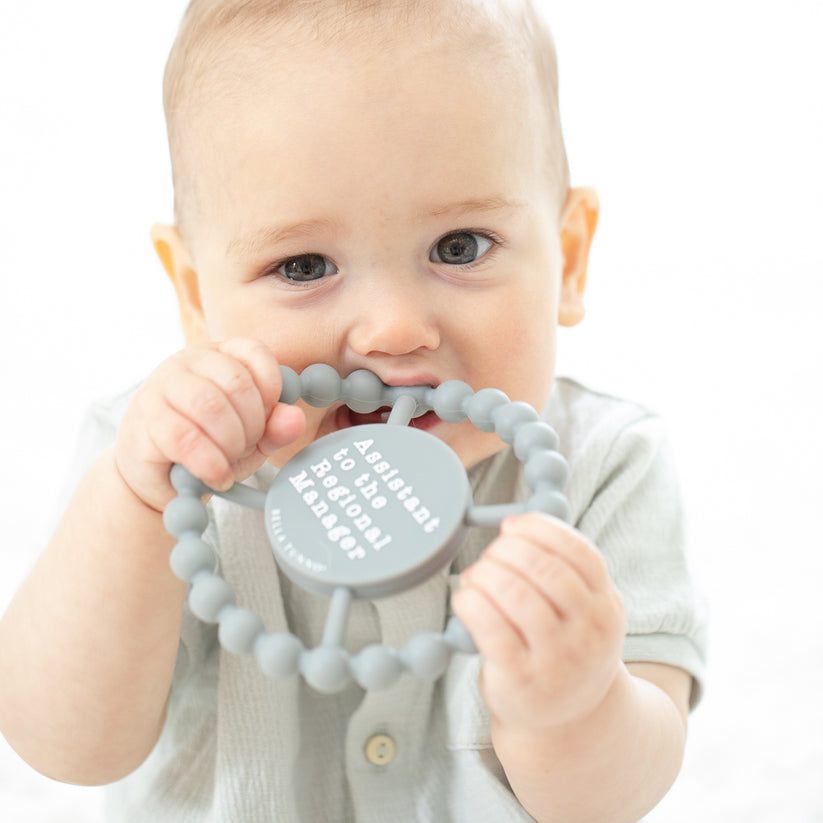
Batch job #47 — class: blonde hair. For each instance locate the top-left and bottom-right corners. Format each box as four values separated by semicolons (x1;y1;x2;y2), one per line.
162;0;570;238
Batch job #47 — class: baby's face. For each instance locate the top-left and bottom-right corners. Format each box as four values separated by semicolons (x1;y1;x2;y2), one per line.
176;23;575;469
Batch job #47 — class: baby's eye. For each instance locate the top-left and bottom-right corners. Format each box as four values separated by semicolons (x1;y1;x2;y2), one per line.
430;232;493;265
278;253;338;282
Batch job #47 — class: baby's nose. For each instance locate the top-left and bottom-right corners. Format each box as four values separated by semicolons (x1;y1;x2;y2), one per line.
346;278;439;357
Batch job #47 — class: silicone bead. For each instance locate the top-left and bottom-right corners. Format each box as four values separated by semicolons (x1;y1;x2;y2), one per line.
163;496;209;538
491;401;540;444
524;450;569;490
443;616;478;654
381;385;429;413
350;644;404;690
342;369;386;413
527;488;571;521
279;365;302;405
431;380;473;423
188;573;236;623
170;464;209;497
401;633;451;678
463;388;509;432
218;607;265;654
255;632;304;678
170;534;215;581
300;363;343;407
301;646;351;694
513;420;559;462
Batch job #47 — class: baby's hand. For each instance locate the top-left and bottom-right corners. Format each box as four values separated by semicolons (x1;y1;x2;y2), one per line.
452;513;625;732
115;339;306;512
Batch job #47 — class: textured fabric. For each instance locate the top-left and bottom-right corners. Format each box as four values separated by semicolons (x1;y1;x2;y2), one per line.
69;377;707;822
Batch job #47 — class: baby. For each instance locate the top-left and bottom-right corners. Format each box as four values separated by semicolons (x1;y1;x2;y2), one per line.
0;1;706;821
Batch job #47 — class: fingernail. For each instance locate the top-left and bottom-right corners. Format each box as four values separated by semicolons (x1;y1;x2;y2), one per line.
502;512;530;529
212;476;234;492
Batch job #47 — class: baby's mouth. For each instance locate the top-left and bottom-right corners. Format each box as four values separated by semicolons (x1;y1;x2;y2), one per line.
334;405;442;431
334;404;391;429
337;406;392;427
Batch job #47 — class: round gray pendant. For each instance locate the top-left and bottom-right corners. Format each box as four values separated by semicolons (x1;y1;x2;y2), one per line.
265;424;471;599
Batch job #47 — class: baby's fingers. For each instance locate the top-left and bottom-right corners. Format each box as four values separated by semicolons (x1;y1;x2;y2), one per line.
147;399;236;491
451;584;529;667
482;533;591;621
259;403;307;456
164;339;290;463
456;546;568;655
163;356;256;464
499;513;611;593
213;338;283;417
211;339;305;457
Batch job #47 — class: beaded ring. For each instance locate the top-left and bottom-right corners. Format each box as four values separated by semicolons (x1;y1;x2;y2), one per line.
164;364;570;693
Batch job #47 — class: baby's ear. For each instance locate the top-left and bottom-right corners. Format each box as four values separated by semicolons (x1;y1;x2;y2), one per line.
558;187;599;327
151;223;209;344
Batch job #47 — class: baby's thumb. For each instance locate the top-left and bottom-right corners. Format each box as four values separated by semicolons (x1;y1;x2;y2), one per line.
259;402;307;456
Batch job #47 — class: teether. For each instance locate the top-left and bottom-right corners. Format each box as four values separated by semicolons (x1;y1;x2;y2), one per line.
164;364;569;693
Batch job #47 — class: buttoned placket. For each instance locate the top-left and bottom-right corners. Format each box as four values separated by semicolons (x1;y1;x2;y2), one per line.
345;569;449;822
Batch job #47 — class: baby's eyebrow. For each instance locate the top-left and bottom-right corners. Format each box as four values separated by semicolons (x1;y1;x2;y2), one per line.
225;197;523;259
425;195;525;219
226;217;339;259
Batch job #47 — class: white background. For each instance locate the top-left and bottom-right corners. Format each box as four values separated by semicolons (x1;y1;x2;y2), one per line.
1;1;821;820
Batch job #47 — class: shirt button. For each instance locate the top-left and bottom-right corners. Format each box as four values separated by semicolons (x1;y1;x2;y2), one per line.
364;733;396;766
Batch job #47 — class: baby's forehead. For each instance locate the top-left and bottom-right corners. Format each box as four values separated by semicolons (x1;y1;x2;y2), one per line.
165;0;567;236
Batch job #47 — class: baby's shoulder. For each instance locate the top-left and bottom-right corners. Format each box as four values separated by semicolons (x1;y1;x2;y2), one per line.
546;377;671;484
548;376;661;442
546;378;679;531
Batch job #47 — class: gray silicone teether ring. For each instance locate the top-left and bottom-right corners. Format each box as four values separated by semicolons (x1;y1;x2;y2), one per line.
166;364;570;693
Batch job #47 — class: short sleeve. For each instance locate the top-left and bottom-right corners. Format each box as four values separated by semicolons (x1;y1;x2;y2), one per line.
575;414;707;707
546;380;707;709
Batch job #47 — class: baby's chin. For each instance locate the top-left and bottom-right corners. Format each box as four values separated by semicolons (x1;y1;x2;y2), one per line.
446;425;509;471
